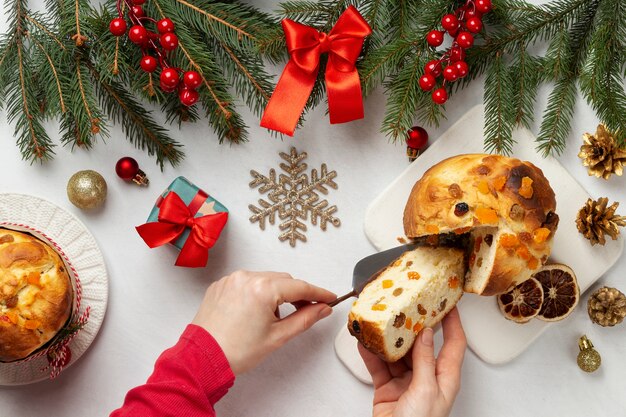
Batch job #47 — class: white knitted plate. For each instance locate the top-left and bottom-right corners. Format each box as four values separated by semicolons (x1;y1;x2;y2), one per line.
335;105;624;382
0;193;108;385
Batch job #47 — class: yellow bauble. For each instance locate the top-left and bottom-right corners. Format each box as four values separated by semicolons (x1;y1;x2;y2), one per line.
67;170;107;210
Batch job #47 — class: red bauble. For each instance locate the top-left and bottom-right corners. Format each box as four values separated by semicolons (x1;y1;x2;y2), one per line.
441;14;459;32
131;5;144;17
157;18;176;34
116;157;140;180
426;30;445;47
456;32;474;48
424;60;443;77
179;88;199;106
466;17;483;33
109;18;127;37
454;61;469;78
128;25;148;45
160;68;179;89
432;88;448;105
449;47;466;63
419;73;437;91
160;33;179;51
132;0;146;4
183;71;202;89
140;56;158;73
406;126;429;149
475;0;492;14
443;65;459;81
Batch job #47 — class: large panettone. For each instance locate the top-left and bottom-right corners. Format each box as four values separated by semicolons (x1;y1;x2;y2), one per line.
0;229;73;362
403;154;558;296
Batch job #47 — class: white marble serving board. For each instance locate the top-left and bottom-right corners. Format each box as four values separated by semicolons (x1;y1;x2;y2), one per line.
335;105;624;377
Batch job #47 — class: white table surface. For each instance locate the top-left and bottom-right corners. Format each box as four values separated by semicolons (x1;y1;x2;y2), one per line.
1;1;625;416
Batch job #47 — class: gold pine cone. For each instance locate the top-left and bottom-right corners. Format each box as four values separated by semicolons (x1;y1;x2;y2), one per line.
576;197;626;245
578;124;626;180
587;286;626;327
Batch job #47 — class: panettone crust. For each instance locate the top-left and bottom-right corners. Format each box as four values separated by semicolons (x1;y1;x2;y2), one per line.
0;229;73;362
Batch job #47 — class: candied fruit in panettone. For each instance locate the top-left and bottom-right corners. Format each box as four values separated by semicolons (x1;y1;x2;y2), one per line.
528;257;539;270
405;317;413;330
425;224;440;234
408;271;421;280
24;320;41;330
516;245;532;261
5;311;18;324
533;227;551;243
448;183;462;198
500;233;519;248
27;272;41;286
475;207;499;224
477;180;490;194
492;176;507;191
448;276;460;288
413;322;423;333
518;176;534;199
382;280;393;289
372;304;387;311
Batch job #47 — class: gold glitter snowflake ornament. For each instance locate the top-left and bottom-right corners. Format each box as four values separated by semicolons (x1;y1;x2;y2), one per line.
249;147;341;246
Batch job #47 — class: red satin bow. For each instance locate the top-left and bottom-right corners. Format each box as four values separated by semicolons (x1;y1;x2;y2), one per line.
260;6;372;136
136;192;228;268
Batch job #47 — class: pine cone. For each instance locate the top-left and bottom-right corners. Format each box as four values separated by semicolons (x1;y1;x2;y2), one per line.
588;287;626;327
578;124;626;180
576;197;626;245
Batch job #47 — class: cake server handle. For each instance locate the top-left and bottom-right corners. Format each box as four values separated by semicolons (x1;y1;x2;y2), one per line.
327;290;357;307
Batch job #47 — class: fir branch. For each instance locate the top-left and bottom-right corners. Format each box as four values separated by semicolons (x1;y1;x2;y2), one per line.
483;53;515;155
510;48;541;128
535;78;577;156
361;0;388;50
30;36;66;114
359;37;416;96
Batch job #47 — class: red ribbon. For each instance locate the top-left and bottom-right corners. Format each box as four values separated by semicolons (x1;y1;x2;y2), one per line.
260;6;372;136
136;192;228;268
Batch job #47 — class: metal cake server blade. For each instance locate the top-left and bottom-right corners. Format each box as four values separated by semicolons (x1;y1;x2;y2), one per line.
328;244;416;307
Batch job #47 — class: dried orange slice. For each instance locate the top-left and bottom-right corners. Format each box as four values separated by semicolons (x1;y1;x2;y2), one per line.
534;264;579;322
497;278;544;323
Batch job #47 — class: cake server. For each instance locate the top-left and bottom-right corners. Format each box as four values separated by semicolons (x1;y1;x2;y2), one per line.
327;243;417;307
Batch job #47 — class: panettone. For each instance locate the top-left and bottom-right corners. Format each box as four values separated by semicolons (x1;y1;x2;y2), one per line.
348;246;465;362
403;154;558;296
0;229;73;362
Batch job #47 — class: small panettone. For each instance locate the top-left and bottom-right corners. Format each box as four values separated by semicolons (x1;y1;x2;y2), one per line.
0;229;73;362
403;154;558;296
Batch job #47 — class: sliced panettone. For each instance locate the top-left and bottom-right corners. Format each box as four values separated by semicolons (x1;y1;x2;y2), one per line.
348;246;465;362
403;154;558;296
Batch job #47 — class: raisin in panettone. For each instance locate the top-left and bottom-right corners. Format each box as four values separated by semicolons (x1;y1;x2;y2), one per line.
403;154;558;296
0;229;73;362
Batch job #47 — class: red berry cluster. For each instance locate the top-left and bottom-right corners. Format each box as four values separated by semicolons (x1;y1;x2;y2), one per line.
108;0;201;106
420;0;492;105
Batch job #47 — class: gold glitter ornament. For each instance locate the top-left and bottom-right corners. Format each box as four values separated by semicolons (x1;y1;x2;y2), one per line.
576;197;626;245
578;124;626;180
577;335;601;373
67;170;108;210
588;286;626;327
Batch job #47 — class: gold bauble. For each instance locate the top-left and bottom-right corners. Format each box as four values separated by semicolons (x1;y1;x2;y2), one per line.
577;335;601;373
67;170;107;210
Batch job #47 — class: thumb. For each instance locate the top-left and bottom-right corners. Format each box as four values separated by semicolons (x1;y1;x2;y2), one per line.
273;303;333;346
410;328;437;390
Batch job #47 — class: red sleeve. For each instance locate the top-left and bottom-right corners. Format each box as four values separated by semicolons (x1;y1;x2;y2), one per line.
110;324;235;417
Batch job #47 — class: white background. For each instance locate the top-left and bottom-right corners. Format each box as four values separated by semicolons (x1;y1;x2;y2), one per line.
1;0;626;416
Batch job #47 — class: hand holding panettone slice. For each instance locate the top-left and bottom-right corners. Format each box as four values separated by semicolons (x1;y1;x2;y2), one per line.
403;154;558;296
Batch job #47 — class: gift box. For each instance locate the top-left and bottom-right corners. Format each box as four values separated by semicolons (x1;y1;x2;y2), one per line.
136;176;228;267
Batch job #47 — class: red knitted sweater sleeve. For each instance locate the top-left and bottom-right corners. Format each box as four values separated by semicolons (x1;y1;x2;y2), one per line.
110;324;235;417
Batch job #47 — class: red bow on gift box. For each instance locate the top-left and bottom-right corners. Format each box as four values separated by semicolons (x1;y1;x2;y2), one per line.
260;6;372;136
136;192;228;267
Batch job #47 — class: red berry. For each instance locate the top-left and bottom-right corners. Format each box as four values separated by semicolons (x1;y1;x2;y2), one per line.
475;0;492;14
456;32;474;49
157;18;175;34
441;14;459;32
109;18;127;37
466;17;483;33
406;126;428;149
426;30;445;47
160;68;179;89
432;88;448;105
183;71;202;89
179;88;199;106
128;25;148;45
443;65;459;81
424;60;443;77
131;5;144;17
140;56;158;73
465;8;483;19
160;82;176;93
160;33;179;51
132;0;146;4
449;47;466;63
419;73;437;91
454;61;469;78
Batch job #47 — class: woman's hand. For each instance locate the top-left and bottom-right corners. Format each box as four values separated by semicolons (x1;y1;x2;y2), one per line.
192;270;336;375
359;307;467;417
